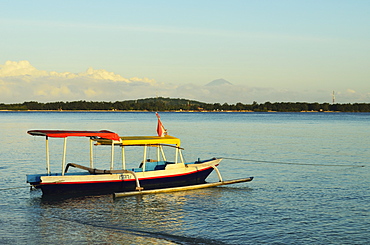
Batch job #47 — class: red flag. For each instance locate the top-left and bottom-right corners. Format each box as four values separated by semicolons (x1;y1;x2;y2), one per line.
156;113;167;137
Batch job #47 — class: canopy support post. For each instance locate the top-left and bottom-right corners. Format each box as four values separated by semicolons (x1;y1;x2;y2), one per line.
89;138;94;168
160;145;167;161
143;145;147;171
110;142;114;170
61;137;67;176
175;147;178;164
121;146;126;170
179;149;184;163
45;136;50;175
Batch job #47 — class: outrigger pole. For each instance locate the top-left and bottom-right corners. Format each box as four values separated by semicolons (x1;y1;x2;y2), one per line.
114;177;254;198
114;161;251;198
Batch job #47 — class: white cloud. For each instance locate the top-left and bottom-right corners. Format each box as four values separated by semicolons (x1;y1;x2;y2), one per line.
79;67;130;82
0;60;155;83
0;60;48;77
0;60;158;102
0;60;369;104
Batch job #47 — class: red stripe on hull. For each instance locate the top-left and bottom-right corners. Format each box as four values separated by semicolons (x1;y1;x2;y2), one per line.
40;166;214;186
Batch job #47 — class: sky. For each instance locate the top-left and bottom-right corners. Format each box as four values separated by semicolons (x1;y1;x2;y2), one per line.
1;0;369;104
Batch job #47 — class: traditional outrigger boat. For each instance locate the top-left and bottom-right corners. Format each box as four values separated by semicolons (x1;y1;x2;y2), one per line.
26;114;253;197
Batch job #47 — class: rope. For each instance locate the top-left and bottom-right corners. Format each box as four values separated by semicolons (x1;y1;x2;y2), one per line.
220;157;365;168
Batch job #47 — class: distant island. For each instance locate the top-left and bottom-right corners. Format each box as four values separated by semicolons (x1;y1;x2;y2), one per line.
1;97;369;112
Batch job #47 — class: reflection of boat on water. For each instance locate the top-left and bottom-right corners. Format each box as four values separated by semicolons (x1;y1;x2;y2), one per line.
30;187;238;244
26;114;253;197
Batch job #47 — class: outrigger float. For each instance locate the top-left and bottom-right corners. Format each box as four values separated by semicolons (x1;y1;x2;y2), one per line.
26;114;253;197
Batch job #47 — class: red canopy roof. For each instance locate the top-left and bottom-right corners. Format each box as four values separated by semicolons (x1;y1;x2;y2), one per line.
27;130;120;141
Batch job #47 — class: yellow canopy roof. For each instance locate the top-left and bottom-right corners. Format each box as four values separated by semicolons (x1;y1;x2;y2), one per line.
94;135;181;147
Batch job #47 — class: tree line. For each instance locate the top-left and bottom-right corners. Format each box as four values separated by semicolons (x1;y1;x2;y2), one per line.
1;97;370;112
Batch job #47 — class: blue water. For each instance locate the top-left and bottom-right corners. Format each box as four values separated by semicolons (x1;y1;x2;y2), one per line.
0;112;369;244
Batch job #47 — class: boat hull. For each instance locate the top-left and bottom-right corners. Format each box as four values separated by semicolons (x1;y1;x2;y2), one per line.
35;160;219;196
40;167;213;196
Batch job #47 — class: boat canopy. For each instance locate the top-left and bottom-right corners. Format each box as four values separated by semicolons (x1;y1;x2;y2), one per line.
27;130;121;141
94;135;181;147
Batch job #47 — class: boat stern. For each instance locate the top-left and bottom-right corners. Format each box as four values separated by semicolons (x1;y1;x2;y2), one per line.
26;174;44;186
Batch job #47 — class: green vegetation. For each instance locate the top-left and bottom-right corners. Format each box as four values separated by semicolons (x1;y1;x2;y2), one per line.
1;97;370;112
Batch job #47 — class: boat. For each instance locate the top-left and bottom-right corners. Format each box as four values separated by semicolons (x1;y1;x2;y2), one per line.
26;114;253;197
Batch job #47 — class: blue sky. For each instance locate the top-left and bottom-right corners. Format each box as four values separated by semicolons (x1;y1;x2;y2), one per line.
1;0;369;103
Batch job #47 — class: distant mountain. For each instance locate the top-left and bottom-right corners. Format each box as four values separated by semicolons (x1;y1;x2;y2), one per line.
205;79;233;86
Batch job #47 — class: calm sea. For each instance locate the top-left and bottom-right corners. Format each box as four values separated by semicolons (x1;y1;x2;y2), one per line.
0;112;369;244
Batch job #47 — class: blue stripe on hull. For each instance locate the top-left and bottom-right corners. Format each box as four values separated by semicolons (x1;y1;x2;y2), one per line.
40;168;214;196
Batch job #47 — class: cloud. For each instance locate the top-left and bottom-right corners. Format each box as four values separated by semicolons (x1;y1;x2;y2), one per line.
0;60;48;77
78;67;129;82
0;60;369;104
0;60;157;102
0;60;154;83
346;89;356;94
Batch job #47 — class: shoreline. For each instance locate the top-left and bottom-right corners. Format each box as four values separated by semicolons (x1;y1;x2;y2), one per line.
0;109;346;113
2;97;369;112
